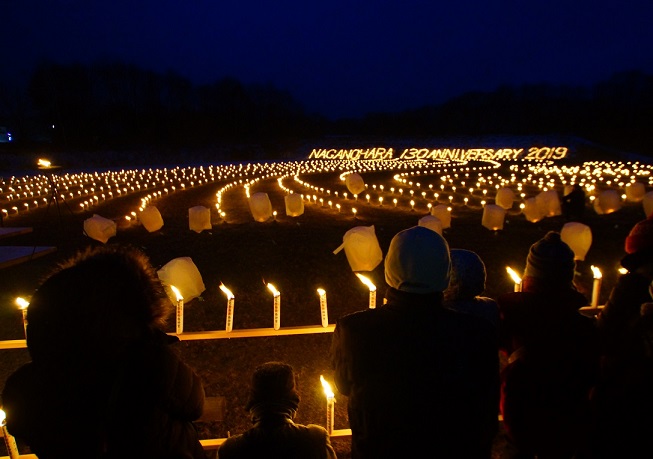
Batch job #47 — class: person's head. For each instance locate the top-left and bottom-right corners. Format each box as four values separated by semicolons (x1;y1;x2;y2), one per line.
385;225;451;294
621;213;653;276
245;361;300;417
26;245;172;364
522;231;576;291
445;249;487;301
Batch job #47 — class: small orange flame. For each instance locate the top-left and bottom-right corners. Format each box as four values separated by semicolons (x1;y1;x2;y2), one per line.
170;285;183;301
506;266;522;284
320;375;334;399
591;265;602;279
356;273;376;292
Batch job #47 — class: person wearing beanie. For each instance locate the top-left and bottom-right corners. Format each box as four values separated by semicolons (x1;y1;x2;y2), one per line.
589;214;653;458
1;245;207;459
444;249;500;329
331;226;499;459
496;231;600;459
217;361;337;459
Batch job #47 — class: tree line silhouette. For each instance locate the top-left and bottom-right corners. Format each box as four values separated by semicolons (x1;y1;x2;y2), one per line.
1;61;652;160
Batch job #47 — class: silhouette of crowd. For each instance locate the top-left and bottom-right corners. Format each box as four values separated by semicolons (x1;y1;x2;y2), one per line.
2;211;653;458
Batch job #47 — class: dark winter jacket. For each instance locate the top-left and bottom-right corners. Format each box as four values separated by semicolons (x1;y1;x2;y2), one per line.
497;285;600;458
331;287;500;459
217;408;336;459
2;329;207;459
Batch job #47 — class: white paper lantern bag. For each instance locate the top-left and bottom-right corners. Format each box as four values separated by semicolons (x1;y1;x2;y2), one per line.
522;197;544;223
560;222;592;261
595;189;621;214
535;189;561;217
345;173;366;196
157;257;206;303
482;204;506;231
248;192;273;222
643;191;653;218
139;206;164;232
83;214;116;243
284;193;304;217
625;182;646;202
430;204;451;229
495;187;515;210
418;215;443;234
333;225;383;272
188;206;212;233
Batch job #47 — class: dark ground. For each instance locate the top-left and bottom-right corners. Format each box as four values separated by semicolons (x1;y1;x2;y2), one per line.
0;157;649;458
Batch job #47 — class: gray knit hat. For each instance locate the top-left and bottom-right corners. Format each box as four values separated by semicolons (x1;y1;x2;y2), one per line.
523;231;576;284
385;226;451;293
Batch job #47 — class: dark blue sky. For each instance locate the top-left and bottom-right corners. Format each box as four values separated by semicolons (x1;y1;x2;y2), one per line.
3;0;653;119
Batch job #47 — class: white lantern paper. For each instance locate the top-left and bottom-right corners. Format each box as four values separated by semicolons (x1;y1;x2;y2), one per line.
595;189;621;215
139;206;164;232
560;222;592;261
535;190;561;217
248;192;273;222
284;193;304;217
625;182;646;202
643;191;653;218
157;257;206;303
188;206;212;233
332;225;383;272
522;197;544;223
495;187;515;210
430;204;451;229
418;215;443;234
482;204;506;230
83;214;116;243
345;173;366;196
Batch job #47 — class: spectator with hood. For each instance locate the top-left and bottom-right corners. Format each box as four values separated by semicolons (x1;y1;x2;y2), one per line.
217;361;337;459
1;245;207;459
589;213;653;458
331;225;500;459
497;231;600;459
444;248;500;329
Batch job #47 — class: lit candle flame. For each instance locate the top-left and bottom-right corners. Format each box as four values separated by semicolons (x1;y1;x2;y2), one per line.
219;283;234;299
37;158;51;168
320;375;334;398
506;266;522;284
170;285;183;301
267;283;280;297
591;265;602;279
355;273;376;292
15;297;29;310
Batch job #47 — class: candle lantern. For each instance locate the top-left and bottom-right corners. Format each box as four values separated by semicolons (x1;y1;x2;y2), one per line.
220;284;235;332
188;205;212;233
594;190;621;215
317;288;329;327
522;197;544;223
248;192;273;222
430;204;451;229
284;193;305;217
560;222;592;261
157;257;206;303
591;265;603;308
15;297;29;339
170;285;184;334
356;273;377;309
625;182;646;202
535;189;562;217
139;205;164;232
267;283;281;330
495;187;515;210
345;173;365;195
482;204;506;231
83;214;117;243
418;215;443;235
506;267;522;292
0;409;19;459
333;225;383;272
320;375;336;435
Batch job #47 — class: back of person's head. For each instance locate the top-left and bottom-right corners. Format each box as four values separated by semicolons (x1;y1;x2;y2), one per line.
445;249;487;301
522;231;576;291
622;213;653;272
385;225;451;294
245;361;300;416
26;245;171;364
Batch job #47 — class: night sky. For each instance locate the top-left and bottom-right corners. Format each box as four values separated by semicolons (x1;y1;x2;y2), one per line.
3;0;653;120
